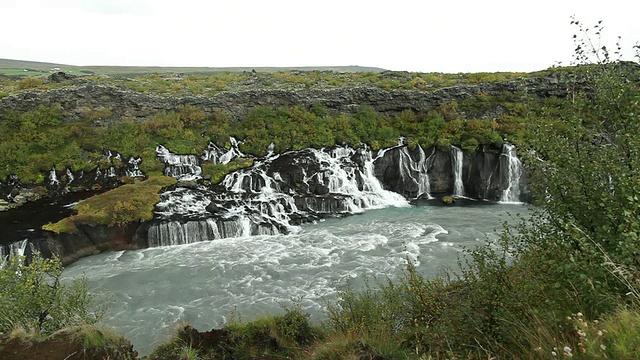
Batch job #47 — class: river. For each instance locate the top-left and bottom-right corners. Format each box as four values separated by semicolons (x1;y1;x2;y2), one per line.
62;200;529;355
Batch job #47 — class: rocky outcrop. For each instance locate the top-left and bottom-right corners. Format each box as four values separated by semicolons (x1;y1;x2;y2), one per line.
0;75;573;123
45;222;148;265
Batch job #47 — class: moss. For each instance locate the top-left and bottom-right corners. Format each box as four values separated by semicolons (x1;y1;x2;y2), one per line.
201;158;254;184
42;175;176;234
442;196;455;204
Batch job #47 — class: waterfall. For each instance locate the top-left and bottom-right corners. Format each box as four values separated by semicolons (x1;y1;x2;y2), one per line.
126;157;145;178
105;167;117;178
11;239;29;256
48;168;59;186
266;142;275;158
500;143;522;203
66;168;75;184
156;145;202;180
148;145;409;248
201;138;247;165
415;146;432;199
451;146;464;197
396;146;432;199
148;219;220;247
2;239;30;265
219;137;246;164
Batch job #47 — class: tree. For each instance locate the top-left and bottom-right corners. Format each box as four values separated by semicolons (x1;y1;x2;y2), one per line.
0;254;108;335
522;19;640;311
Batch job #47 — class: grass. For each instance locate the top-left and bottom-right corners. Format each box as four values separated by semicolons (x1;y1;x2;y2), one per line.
149;306;323;360
42;174;176;234
66;325;130;351
0;68;50;76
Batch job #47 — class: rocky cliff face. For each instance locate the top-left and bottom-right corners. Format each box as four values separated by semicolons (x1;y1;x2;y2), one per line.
0;74;571;122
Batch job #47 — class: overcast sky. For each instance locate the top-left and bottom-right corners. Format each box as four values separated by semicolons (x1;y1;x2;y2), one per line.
1;0;638;73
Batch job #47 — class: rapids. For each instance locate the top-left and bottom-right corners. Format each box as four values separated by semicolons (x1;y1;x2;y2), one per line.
62;201;529;355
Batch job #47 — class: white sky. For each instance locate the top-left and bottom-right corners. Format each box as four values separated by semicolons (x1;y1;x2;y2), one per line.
1;0;638;73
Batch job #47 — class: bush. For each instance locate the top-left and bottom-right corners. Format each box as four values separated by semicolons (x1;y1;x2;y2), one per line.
0;254;108;336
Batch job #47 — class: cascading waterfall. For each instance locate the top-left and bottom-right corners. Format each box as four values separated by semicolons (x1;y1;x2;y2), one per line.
314;147;408;210
500;143;522;203
396;145;432;199
48;168;59;186
105;167;117;178
451;146;464;197
149;145;409;247
202;137;246;165
156;145;202;180
66;168;75;184
415;146;433;199
1;239;30;265
126;157;144;178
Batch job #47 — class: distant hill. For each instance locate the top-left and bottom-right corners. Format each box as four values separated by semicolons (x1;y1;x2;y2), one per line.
0;58;386;76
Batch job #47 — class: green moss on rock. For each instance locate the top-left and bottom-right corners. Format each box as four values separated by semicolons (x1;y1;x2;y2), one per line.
42;175;176;234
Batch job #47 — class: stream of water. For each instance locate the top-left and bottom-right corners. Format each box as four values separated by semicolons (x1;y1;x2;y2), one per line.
62;201;529;355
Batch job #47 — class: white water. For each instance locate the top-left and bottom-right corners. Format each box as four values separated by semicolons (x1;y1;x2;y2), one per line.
62;203;529;356
1;239;29;266
451;146;465;197
126;157;145;178
149;146;409;247
500;143;522;203
396;146;433;199
48;168;59;186
156;145;202;180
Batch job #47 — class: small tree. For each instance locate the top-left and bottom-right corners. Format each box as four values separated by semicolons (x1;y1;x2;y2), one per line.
520;19;640;314
0;253;108;336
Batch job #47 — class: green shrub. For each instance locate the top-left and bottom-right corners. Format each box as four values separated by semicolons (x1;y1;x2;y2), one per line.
0;254;108;336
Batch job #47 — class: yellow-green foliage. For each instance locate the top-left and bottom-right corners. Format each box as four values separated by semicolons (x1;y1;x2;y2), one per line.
43;175;176;233
201;157;254;184
592;308;640;359
150;306;321;360
65;325;130;351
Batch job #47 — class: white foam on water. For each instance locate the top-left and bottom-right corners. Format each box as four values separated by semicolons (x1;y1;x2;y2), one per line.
62;203;528;356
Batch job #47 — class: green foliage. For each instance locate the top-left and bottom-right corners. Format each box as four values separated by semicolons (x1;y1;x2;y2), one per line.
66;325;133;352
0;70;537;184
202;157;254;184
595;307;640;358
521;20;640;313
150;306;322;360
0;254;107;336
43;174;176;233
323;22;640;359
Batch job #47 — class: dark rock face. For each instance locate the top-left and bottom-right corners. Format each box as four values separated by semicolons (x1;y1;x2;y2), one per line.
0;75;574;123
373;144;528;201
47;71;77;83
43;222;147;265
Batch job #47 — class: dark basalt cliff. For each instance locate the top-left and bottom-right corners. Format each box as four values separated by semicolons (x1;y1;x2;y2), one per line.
0;74;570;122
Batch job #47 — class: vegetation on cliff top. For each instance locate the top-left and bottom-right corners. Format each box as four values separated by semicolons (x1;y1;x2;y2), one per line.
0;91;528;183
